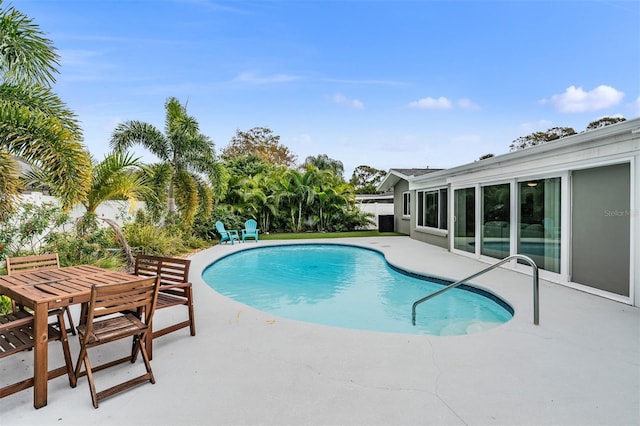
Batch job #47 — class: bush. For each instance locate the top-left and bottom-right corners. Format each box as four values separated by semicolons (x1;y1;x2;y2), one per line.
122;222;185;256
43;231;125;269
0;203;70;260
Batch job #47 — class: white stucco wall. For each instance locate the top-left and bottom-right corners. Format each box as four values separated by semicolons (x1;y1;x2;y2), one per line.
19;192;145;227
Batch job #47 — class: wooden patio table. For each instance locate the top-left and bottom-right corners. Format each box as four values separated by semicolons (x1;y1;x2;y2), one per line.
0;265;144;408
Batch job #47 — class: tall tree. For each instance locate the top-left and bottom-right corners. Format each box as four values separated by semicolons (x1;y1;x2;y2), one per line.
302;154;344;180
276;168;315;232
0;1;91;220
222;127;297;167
110;97;225;228
305;165;353;231
349;165;387;194
586;116;626;130
509;127;576;151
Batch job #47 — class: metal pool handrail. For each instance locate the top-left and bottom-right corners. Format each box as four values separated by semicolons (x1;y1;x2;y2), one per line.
411;254;539;326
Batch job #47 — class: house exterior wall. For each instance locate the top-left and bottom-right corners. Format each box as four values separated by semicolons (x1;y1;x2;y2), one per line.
393;180;410;234
410;228;448;248
391;118;640;307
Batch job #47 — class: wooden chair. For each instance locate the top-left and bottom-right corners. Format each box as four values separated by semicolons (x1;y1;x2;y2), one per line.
74;276;160;408
134;255;195;359
0;306;75;398
6;253;76;335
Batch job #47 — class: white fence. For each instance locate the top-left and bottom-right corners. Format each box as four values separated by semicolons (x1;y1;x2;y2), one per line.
19;192;144;227
20;192;393;231
356;202;394;230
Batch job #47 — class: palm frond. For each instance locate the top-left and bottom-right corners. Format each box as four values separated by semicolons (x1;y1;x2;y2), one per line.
110;121;169;161
0;96;91;210
0;152;22;221
0;83;80;133
0;4;59;86
84;151;152;213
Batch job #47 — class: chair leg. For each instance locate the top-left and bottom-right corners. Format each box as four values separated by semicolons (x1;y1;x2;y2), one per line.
64;306;76;335
137;332;156;385
130;336;140;363
75;347;99;408
85;356;99;409
55;311;77;388
187;290;196;336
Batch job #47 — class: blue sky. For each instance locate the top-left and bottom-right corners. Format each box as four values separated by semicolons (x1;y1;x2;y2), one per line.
11;0;640;178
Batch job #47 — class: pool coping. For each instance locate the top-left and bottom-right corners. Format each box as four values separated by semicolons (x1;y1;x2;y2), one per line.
1;236;638;425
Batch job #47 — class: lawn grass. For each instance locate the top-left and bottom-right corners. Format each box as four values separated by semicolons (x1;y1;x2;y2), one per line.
259;230;404;240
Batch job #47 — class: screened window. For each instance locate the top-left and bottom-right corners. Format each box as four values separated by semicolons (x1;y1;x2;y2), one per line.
402;192;410;217
416;189;447;230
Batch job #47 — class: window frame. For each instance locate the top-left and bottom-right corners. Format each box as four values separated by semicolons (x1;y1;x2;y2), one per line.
402;191;411;218
415;187;448;230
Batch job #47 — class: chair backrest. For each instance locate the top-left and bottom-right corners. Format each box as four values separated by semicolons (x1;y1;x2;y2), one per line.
215;221;227;235
6;253;60;275
134;255;190;286
84;276;160;327
244;219;257;232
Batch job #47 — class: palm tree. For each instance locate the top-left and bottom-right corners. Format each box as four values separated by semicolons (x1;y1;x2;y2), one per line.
0;2;91;220
82;151;151;214
110;97;225;228
276;168;316;232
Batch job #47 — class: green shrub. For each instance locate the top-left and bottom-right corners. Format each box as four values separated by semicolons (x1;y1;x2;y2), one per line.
0;203;70;260
122;222;185;256
0;294;11;315
43;231;125;269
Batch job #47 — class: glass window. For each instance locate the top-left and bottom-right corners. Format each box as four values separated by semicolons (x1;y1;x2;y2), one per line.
416;189;448;230
425;191;438;227
481;183;510;259
417;191;424;226
454;188;475;252
439;189;448;230
518;178;561;273
402;192;410;217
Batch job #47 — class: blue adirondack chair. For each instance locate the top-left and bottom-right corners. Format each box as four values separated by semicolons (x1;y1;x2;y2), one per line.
242;219;259;242
215;221;239;245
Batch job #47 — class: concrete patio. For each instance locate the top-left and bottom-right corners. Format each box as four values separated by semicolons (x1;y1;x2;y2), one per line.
1;236;638;425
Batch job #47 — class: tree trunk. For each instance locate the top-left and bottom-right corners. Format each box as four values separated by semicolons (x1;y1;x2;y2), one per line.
100;218;135;269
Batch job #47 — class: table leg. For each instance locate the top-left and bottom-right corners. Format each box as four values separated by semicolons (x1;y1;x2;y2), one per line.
33;302;49;408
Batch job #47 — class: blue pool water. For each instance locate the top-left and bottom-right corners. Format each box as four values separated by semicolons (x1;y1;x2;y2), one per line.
201;244;513;336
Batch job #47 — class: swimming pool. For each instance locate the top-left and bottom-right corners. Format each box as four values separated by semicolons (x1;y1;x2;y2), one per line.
202;244;513;335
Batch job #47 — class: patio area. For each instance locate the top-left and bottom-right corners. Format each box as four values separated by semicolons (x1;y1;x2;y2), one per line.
1;236;638;425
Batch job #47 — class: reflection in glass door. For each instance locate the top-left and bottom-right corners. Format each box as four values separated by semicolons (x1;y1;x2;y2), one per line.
454;188;475;253
518;178;561;272
481;183;510;259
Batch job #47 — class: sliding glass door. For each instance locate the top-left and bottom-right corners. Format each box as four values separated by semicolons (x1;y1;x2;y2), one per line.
518;178;561;272
454;188;475;253
481;183;510;259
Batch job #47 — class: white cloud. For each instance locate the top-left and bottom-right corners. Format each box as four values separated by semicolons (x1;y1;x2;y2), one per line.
542;85;624;113
408;96;452;110
457;98;480;110
232;72;299;84
329;93;364;109
408;96;479;110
